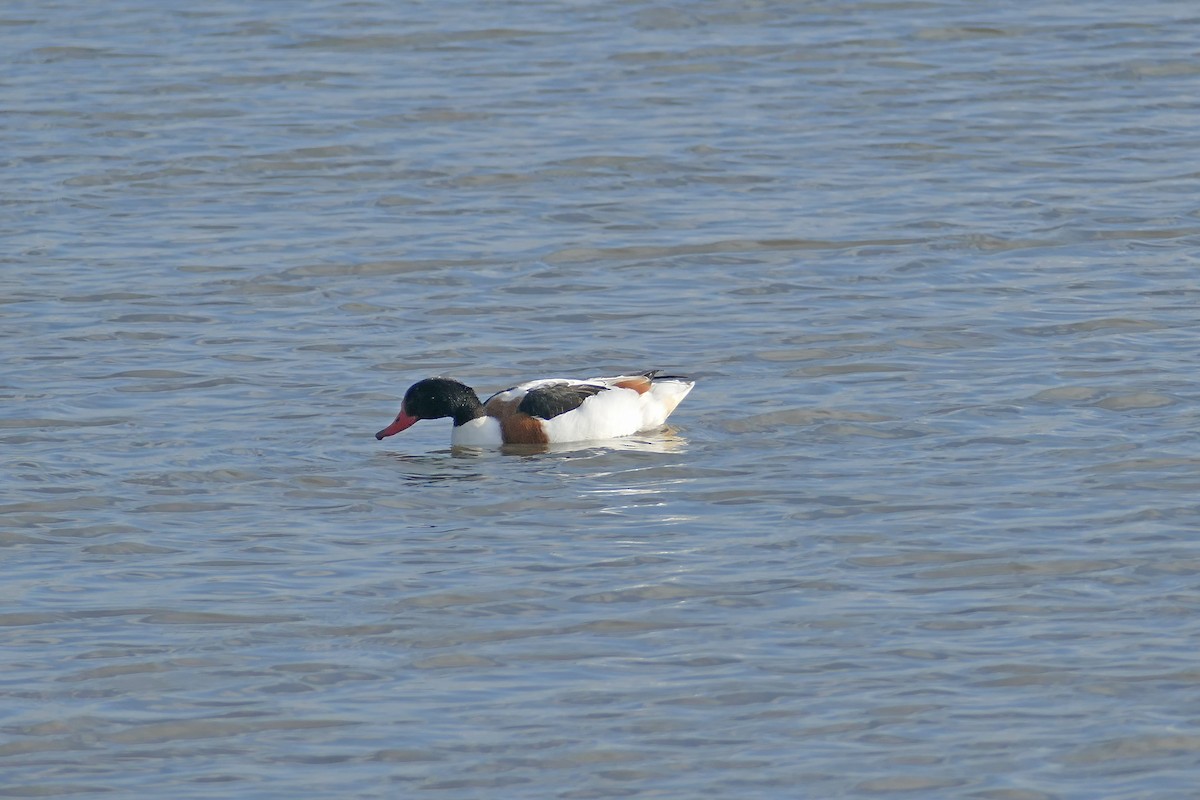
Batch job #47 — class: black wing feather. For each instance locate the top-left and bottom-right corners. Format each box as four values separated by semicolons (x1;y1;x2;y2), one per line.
519;383;607;420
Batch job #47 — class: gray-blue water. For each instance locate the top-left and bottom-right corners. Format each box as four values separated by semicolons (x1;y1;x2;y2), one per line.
5;1;1200;797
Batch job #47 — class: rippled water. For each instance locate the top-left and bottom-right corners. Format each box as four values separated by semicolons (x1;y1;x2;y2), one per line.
5;1;1200;797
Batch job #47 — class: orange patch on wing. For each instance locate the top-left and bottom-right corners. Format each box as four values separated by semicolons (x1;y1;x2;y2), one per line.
484;395;518;417
613;376;652;394
499;413;550;445
485;396;550;445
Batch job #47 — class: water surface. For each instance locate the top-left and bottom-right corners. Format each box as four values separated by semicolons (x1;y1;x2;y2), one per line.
4;1;1200;797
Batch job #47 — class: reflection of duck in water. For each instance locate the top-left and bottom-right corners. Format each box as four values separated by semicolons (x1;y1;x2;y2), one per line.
376;371;694;447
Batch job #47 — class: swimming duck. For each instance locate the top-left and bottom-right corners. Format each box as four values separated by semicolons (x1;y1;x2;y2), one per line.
375;370;694;446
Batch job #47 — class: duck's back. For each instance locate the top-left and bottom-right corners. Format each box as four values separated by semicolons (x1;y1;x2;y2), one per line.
456;371;694;446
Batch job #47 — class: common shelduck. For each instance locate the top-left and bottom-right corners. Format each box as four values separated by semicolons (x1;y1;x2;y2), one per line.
375;370;695;446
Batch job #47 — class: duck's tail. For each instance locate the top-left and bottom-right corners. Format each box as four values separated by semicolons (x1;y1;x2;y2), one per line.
646;371;694;418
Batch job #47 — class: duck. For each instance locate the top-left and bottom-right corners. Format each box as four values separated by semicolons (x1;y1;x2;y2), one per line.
375;370;694;446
